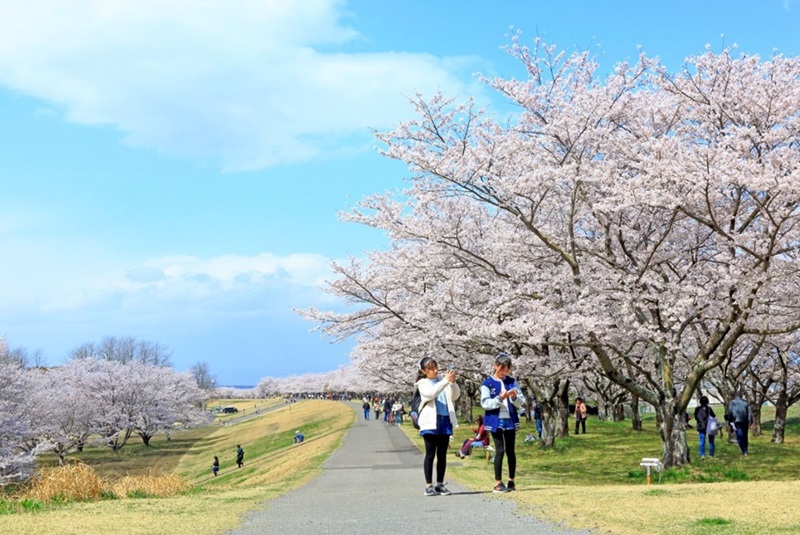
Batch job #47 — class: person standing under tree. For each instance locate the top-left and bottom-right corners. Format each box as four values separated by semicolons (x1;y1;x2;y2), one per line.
533;400;543;439
362;400;371;420
481;352;526;493
728;391;753;456
416;356;460;496
236;444;245;468
574;397;588;434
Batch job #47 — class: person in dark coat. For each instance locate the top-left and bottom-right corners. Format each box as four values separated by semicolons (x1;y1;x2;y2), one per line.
694;396;716;459
236;444;245;468
727;392;753;456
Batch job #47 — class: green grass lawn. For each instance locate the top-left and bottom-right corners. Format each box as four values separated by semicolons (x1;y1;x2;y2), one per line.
442;404;800;486
405;404;800;535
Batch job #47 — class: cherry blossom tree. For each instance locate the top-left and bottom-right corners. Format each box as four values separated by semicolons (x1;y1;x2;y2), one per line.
131;369;207;446
306;39;800;468
73;359;206;452
24;362;96;464
755;338;800;444
0;340;38;483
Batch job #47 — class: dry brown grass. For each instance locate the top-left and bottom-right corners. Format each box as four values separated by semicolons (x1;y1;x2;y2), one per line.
26;462;104;502
109;471;188;498
22;461;188;502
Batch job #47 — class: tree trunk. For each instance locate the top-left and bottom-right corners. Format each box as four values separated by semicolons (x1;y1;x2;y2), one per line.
612;402;625;422
598;402;610;422
139;432;153;446
525;376;566;449
539;403;557;448
457;383;476;422
556;380;570;438
630;395;643;431
751;402;763;437
771;392;788;444
657;402;691;467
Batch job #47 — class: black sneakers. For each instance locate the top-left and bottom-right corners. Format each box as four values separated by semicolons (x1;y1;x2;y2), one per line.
493;482;509;493
434;483;452;496
506;480;516;491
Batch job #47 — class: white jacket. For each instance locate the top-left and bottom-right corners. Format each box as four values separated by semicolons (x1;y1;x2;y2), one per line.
415;377;460;432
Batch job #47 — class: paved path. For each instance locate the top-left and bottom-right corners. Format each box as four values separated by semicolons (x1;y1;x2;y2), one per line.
226;402;593;535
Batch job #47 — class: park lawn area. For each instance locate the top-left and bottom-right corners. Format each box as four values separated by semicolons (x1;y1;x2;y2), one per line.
3;400;353;535
405;405;800;535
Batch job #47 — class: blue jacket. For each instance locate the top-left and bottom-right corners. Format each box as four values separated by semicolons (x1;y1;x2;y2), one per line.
728;397;752;425
480;375;525;432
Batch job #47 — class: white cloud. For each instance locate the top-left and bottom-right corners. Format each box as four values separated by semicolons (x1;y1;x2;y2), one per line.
0;208;340;318
120;252;334;296
0;0;482;170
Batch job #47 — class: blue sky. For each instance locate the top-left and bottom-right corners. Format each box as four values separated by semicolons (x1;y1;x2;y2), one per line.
1;0;799;385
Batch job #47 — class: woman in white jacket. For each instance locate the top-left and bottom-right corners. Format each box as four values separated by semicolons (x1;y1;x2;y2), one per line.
415;357;460;496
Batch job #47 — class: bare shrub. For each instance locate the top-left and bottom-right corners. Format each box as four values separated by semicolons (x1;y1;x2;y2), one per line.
110;471;188;498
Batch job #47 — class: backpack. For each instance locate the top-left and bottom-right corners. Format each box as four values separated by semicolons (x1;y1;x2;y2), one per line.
706;413;719;436
409;388;422;430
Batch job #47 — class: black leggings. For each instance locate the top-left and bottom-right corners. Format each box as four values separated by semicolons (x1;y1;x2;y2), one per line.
491;429;516;481
423;434;450;485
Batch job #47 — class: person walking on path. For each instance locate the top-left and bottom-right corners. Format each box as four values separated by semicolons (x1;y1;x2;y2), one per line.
212;455;220;477
416;356;460;496
728;391;753;456
383;398;392;423
362;400;371;420
236;445;245;468
574;397;588;435
481;352;525;494
392;399;404;426
694;396;717;459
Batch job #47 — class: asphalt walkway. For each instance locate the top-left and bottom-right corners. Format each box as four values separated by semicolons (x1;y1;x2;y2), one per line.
226;402;593;535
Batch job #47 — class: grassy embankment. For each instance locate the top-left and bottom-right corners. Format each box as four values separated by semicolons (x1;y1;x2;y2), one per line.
0;398;353;535
405;404;800;535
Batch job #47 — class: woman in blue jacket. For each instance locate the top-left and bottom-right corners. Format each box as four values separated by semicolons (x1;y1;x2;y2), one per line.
481;352;525;493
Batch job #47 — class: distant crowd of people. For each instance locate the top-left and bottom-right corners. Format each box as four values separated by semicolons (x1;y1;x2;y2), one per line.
361;396;405;425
